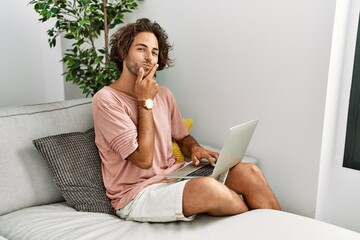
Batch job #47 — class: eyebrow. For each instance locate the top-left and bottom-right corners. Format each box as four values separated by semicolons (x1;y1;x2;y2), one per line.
135;43;159;52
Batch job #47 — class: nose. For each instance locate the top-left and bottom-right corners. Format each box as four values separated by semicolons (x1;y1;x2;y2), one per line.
145;52;152;61
144;49;155;62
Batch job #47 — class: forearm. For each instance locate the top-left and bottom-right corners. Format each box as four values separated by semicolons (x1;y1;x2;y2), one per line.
127;64;159;169
127;107;155;169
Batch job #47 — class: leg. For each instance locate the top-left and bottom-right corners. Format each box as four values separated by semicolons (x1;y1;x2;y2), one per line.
182;177;249;217
225;163;280;210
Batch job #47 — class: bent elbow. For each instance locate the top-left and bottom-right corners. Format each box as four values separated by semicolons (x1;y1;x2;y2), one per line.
138;161;153;169
127;150;154;169
136;155;153;169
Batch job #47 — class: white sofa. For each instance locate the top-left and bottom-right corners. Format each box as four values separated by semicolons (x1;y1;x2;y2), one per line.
0;98;359;240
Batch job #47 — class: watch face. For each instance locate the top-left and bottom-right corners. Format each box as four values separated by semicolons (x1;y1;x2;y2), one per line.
145;99;153;109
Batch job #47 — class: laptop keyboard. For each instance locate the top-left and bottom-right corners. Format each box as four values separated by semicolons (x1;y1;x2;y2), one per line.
186;164;214;177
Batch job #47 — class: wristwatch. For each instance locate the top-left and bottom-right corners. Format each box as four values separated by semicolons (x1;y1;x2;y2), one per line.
138;99;153;110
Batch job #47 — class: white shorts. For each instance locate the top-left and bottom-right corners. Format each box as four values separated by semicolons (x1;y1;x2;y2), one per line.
116;180;195;223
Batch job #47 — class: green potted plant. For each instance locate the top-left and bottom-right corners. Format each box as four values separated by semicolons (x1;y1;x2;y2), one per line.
29;0;140;96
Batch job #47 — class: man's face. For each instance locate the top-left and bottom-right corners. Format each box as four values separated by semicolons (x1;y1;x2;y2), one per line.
124;32;159;77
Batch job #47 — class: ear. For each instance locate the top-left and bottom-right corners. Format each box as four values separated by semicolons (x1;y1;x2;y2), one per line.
119;49;127;60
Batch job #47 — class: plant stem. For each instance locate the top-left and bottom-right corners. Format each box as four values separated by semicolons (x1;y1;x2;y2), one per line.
103;0;109;64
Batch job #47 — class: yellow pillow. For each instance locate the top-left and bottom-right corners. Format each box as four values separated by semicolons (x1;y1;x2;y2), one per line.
172;118;193;162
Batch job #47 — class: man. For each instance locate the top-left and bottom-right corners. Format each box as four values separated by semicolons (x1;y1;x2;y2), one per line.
92;18;280;222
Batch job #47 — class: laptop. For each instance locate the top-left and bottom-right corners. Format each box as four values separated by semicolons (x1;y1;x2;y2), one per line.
165;119;258;180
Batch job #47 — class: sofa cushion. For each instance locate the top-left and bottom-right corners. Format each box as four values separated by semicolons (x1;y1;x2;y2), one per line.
33;128;114;214
172;118;193;162
1;203;360;240
0;98;93;216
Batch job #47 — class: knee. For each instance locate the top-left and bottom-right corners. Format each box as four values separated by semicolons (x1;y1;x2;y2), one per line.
245;164;267;185
235;162;261;175
184;177;248;216
245;163;262;176
196;177;222;191
233;163;267;185
194;177;233;200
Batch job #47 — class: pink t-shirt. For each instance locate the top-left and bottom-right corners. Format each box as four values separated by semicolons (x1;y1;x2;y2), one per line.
92;86;189;209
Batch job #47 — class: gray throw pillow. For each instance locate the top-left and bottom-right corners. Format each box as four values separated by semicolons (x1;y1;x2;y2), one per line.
33;128;114;214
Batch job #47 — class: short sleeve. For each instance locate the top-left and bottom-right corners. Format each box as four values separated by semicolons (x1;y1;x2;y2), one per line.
165;89;189;141
92;90;138;160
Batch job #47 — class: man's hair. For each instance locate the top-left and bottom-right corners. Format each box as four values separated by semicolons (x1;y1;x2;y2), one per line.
109;18;173;72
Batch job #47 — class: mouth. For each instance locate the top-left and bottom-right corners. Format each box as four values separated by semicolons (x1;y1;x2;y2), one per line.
142;64;154;70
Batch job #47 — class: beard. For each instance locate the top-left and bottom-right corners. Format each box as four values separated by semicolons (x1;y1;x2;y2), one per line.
125;59;153;78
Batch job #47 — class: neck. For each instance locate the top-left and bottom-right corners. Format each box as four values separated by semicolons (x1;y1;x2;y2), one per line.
110;71;137;98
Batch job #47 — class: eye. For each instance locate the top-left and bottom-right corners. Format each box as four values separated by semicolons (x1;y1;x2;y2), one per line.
152;51;158;57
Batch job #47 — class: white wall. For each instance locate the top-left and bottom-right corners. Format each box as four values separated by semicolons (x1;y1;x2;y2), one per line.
0;1;64;108
125;0;336;218
316;0;360;232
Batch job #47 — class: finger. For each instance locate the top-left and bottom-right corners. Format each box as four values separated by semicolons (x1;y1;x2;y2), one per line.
208;150;219;160
207;157;216;167
147;64;158;79
203;154;216;167
136;67;144;83
192;155;200;166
